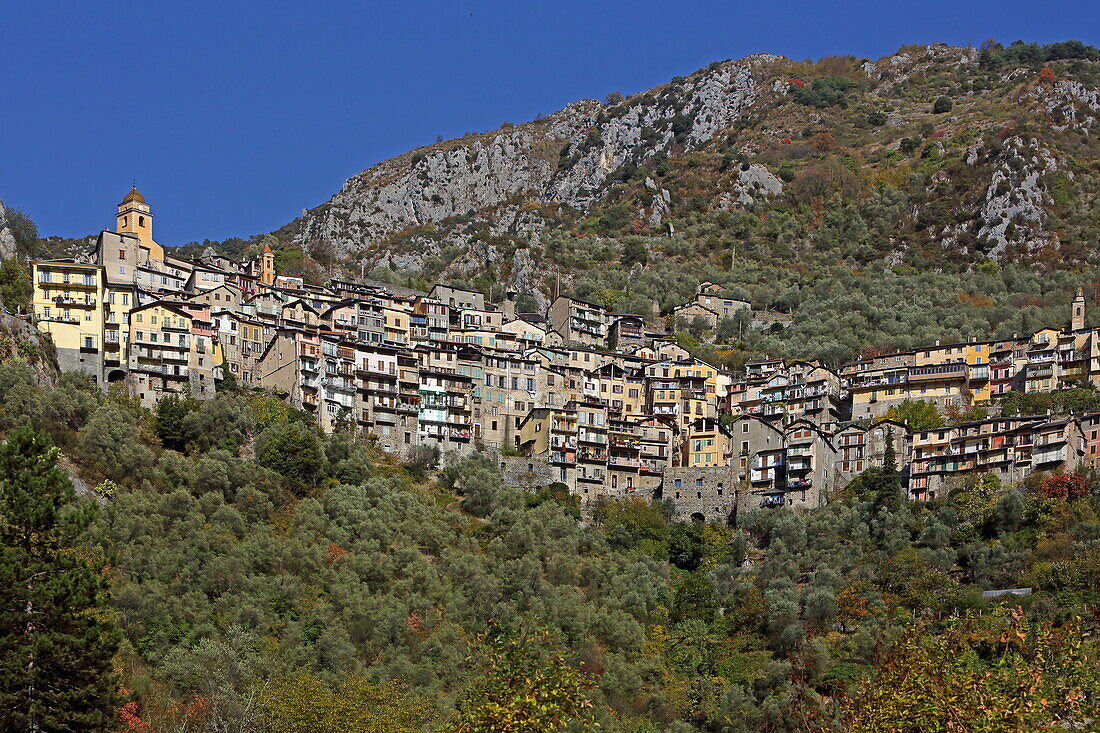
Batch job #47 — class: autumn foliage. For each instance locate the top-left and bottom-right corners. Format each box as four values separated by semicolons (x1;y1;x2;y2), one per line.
1038;472;1089;501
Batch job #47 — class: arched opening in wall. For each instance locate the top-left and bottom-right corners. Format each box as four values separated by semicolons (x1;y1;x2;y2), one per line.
107;369;126;384
690;512;706;523
139;216;145;227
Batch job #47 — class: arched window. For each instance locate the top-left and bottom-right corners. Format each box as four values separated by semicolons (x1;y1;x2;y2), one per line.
139;216;145;227
122;216;127;227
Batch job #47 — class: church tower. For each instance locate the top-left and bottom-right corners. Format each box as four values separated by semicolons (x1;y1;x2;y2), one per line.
117;187;153;245
260;242;275;286
1072;288;1086;331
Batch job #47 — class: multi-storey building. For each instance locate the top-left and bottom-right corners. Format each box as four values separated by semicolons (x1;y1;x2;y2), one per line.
549;296;610;347
32;260;108;381
126;300;218;407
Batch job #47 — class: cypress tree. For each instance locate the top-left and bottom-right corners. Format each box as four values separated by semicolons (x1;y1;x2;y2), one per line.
0;425;120;731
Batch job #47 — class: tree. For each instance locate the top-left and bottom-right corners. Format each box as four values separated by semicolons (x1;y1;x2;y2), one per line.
899;137;921;155
76;405;156;484
1038;471;1088;501
932;96;953;114
883;400;943;431
255;422;324;485
0;258;31;313
263;670;437;733
0;425;120;730
1038;66;1057;83
181;395;254;453
450;626;595;732
621;239;648;267
155;393;193;451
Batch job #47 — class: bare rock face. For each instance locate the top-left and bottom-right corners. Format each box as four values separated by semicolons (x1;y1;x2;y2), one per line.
0;199;18;260
976;136;1062;255
288;55;778;256
1026;79;1100;131
720;163;783;207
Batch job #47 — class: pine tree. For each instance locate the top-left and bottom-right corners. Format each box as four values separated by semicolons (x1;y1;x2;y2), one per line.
0;425;120;731
154;393;191;451
874;427;904;513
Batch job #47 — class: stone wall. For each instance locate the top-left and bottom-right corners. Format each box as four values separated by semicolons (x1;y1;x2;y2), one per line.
498;454;557;490
660;466;741;524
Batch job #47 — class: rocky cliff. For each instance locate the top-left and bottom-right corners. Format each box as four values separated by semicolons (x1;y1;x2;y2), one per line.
0;199;18;260
271;42;1100;303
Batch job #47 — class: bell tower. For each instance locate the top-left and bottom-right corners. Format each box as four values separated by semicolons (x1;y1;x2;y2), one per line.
117;187;153;244
260;242;275;286
1072;288;1086;331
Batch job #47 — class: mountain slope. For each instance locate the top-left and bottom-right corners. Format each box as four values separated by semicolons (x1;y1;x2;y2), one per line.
269;41;1100;362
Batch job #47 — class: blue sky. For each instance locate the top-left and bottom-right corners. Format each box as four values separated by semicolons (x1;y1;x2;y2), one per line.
2;1;1096;245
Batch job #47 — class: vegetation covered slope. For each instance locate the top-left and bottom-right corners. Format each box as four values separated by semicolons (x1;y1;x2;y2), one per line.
3;364;1100;731
264;40;1100;364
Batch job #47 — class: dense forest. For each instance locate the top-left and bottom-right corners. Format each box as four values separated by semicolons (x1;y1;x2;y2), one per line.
2;363;1100;731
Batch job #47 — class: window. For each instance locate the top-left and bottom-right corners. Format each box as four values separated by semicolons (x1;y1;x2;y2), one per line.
138;216;145;227
119;250;126;260
674;479;682;488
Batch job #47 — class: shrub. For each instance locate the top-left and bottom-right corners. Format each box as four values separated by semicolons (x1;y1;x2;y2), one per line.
255;422;324;486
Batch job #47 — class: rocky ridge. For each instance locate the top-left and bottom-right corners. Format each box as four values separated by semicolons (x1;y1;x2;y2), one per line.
270;43;1100;297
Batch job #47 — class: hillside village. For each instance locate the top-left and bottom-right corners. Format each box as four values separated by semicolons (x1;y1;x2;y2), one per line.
23;187;1100;521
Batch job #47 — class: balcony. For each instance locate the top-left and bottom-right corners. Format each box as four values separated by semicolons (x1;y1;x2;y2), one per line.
40;278;98;290
550;451;576;465
578;430;607;445
609;456;642;468
52;295;96;307
908;364;967;382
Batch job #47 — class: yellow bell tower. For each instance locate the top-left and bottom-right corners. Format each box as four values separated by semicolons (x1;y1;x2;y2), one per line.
116;187;163;259
260;242;275;286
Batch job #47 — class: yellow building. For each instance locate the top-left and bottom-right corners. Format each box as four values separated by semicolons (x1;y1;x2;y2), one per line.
682;417;729;467
32;260;108;381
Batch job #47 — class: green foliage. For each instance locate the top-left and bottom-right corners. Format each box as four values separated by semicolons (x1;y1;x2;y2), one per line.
0;372;1096;730
792;76;856;108
76;404;156;484
263;670;438;733
450;625;596;732
2;207;40;257
0;258;31;312
0;426;119;731
621;238;648;267
255;421;325;485
838;609;1100;730
883;399;944;430
932;95;953;114
155;393;194;451
1000;386;1100;416
181;394;255;453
